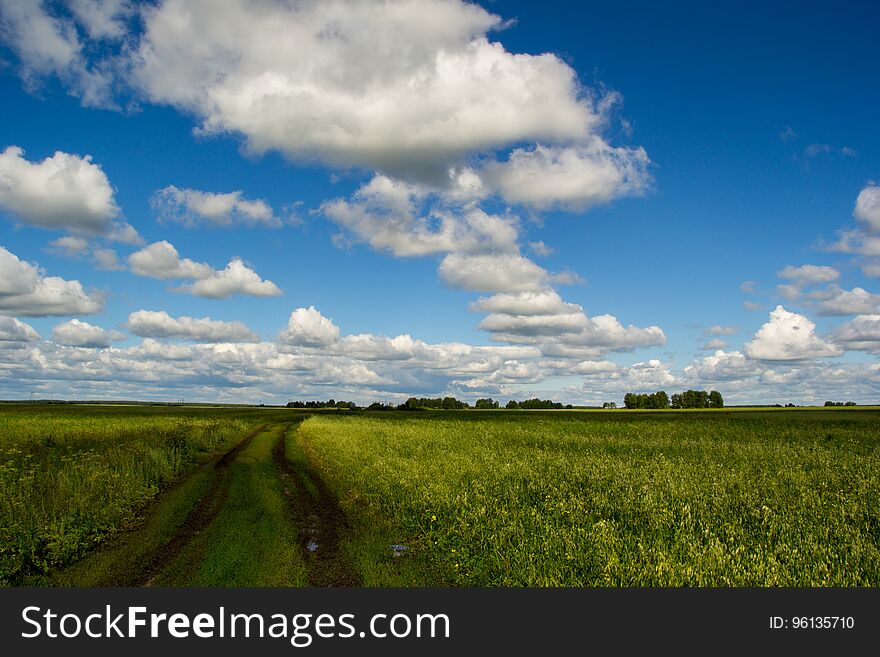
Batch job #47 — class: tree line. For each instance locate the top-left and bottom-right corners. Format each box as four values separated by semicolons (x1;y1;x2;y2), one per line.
286;396;574;411
623;389;724;409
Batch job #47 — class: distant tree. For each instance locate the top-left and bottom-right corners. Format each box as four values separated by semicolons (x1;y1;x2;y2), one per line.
708;390;724;408
844;401;857;406
475;398;499;409
602;401;617;409
506;400;520;409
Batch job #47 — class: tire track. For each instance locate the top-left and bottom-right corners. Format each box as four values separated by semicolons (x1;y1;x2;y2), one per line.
137;423;267;586
273;422;359;587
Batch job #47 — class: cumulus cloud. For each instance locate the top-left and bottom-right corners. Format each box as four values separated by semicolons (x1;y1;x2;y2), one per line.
0;246;103;316
777;264;840;286
128;241;281;299
0;0;115;106
701;338;727;350
67;0;133;40
0;145;120;233
814;286;880;316
854;183;880;234
481;141;650;211
322;175;518;257
278;306;341;348
47;236;90;256
471;288;665;355
830;314;880;355
0;316;40;342
743;305;841;361
128;0;603;183
125;309;259;342
176;257;282;299
52;318;123;348
127;241;215;280
684;350;759;382
469;290;579;316
439;253;550;293
152;185;280;228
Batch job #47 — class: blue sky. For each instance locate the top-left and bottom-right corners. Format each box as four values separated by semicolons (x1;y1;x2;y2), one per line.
0;0;878;405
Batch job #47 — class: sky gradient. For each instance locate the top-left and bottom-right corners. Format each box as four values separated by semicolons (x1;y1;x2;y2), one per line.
0;0;878;405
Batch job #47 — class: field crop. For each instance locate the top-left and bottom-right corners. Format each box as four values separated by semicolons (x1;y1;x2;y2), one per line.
298;409;880;586
0;404;266;584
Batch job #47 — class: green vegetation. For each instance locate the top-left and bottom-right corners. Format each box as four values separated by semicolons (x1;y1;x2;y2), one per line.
0;404;276;585
3;403;878;587
299;409;880;586
624;389;723;409
151;424;309;586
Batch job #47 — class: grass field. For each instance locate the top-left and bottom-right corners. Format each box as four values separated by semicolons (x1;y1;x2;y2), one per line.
300;409;880;586
1;404;878;586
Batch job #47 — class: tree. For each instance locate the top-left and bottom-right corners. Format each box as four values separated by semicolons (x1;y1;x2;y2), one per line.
708;390;724;408
506;400;520;409
475;398;499;409
602;401;617;409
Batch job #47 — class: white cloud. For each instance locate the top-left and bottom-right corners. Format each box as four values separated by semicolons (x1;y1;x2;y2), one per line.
0;0;115;106
0;145;120;233
0;246;103;316
152;185;280;228
92;247;123;270
777;264;840;285
129;0;603;183
743;305;842;361
701;338;727;350
52;318;123;348
528;241;554;257
469;290;579;316
830;314;880;354
815;286;880;316
827;230;880;257
684;350;759;382
127;241;214;280
125;309;259;343
854;183;880;233
68;0;132;40
705;324;737;336
47;236;90;256
439;253;549;293
279;306;341;348
481;141;650;210
176;257;282;299
323;175;518;257
128;241;281;299
0;316;40;342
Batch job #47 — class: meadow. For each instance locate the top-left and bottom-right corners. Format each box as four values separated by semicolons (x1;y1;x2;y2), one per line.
300;409;880;586
1;404;877;587
0;403;285;585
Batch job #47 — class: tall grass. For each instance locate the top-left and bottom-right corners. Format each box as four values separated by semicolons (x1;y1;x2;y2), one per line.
299;410;880;586
0;405;257;584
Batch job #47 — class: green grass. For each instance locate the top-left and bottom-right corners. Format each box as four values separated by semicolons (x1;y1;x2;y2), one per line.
0;404;284;584
153;424;308;586
38;461;217;586
298;409;880;586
